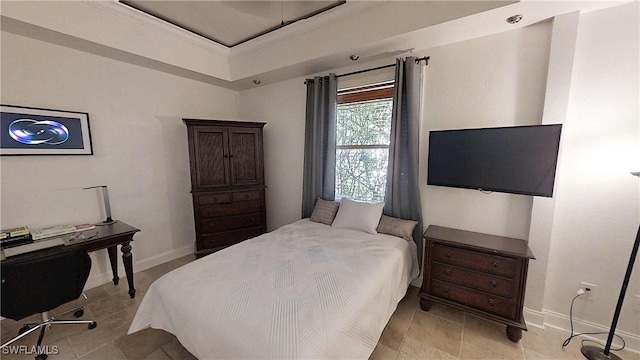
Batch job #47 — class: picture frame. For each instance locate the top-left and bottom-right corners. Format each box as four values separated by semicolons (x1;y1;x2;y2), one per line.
0;104;93;156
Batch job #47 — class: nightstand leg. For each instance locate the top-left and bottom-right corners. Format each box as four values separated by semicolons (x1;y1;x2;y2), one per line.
506;325;522;342
420;298;432;311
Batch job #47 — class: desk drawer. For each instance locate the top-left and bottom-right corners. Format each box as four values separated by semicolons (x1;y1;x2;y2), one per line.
200;227;264;249
431;279;517;320
200;214;264;233
431;244;518;278
199;201;262;219
431;262;515;298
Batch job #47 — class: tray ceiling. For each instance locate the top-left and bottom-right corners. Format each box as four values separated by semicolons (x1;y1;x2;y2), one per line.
120;1;345;47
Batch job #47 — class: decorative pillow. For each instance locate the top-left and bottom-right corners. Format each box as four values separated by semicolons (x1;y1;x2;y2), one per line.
331;198;385;234
376;215;418;242
309;198;340;225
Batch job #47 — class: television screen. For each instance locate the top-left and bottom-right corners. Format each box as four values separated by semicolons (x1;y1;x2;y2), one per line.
427;124;562;197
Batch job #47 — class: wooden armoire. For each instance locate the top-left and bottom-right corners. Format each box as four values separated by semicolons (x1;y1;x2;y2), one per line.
183;119;267;257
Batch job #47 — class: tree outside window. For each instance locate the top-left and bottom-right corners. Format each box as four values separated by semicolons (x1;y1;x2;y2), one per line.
335;82;393;202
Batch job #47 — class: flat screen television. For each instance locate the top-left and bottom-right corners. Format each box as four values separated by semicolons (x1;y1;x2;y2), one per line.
427;124;562;197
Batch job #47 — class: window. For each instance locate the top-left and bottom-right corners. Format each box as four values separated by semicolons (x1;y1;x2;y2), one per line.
335;81;394;203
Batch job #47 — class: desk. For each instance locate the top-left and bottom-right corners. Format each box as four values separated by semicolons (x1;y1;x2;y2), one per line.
1;221;140;298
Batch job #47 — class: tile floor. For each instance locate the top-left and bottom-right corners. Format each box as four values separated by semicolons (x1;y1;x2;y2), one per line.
1;255;638;360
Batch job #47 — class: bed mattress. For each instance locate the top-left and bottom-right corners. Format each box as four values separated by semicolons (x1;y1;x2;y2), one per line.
128;219;418;359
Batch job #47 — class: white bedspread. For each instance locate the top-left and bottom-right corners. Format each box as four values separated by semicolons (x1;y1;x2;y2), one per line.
128;219;418;359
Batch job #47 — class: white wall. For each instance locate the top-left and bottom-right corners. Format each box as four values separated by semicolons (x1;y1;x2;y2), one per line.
419;20;552;241
239;77;307;230
543;2;640;338
524;12;580;320
0;31;239;286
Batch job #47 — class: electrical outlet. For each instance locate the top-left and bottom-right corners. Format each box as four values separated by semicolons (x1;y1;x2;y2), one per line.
579;282;597;298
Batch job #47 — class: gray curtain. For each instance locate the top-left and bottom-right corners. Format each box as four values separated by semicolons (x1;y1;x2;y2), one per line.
385;57;424;268
301;74;338;218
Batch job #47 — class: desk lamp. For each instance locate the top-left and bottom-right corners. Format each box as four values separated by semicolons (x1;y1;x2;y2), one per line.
82;185;117;226
581;171;640;360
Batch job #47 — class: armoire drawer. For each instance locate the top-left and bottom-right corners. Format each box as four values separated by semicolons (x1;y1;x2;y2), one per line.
199;227;265;250
431;243;518;278
431;279;517;321
200;214;264;233
199;200;262;219
232;190;262;202
431;262;515;298
197;193;233;205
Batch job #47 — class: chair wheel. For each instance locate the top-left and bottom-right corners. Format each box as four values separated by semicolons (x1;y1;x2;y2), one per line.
35;354;48;360
88;322;97;329
74;309;84;318
19;325;31;334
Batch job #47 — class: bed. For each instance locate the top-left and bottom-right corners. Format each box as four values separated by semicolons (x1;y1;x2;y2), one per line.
128;218;418;359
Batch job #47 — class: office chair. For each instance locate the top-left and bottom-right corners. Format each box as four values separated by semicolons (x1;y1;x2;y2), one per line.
1;247;97;360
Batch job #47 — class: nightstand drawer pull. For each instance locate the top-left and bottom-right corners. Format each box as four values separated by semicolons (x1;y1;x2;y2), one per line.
492;262;499;269
446;252;452;258
488;299;496;307
490;280;498;288
444;269;451;276
444;287;450;294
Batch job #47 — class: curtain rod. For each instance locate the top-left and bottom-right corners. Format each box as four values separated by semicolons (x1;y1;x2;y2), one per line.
336;56;430;79
304;56;429;84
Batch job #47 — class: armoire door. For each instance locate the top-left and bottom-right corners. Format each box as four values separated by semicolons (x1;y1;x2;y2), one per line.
191;126;230;189
228;127;263;186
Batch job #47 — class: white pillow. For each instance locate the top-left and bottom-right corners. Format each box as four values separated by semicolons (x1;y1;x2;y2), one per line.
331;198;385;234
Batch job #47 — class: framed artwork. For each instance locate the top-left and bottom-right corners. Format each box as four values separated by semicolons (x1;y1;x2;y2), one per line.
0;105;93;155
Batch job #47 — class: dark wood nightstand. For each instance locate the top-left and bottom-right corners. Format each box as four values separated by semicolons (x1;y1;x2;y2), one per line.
419;225;535;342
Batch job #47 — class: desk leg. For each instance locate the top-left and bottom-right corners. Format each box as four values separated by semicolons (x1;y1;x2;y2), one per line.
107;246;120;285
121;242;135;299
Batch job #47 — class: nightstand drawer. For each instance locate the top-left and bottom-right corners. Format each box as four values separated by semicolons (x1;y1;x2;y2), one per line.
431;244;518;278
431;262;515;298
431;279;517;320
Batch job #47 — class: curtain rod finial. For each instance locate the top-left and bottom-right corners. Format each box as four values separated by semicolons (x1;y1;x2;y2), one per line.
415;56;430;65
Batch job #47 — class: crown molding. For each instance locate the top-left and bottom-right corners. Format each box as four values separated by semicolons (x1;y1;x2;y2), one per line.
83;0;231;57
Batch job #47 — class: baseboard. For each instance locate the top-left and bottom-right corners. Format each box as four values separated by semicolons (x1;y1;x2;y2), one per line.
523;306;546;329
541;308;639;355
84;244;193;290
